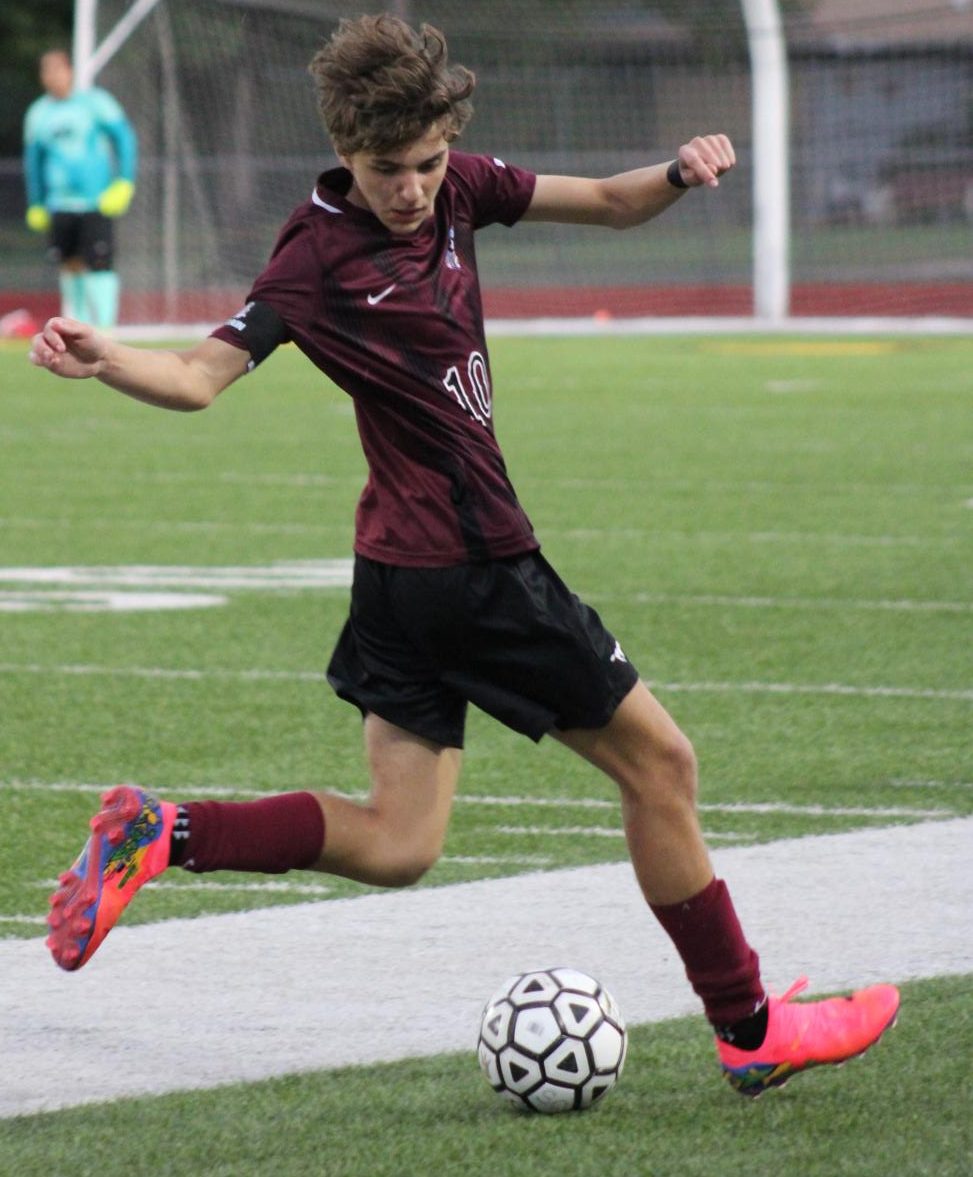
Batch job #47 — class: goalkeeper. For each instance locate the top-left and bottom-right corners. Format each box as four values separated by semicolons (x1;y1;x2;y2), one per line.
23;48;137;329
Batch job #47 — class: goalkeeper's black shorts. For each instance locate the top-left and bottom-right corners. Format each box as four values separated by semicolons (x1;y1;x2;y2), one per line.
48;211;114;271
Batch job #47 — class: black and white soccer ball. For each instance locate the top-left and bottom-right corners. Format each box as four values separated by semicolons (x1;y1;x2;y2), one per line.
477;967;628;1113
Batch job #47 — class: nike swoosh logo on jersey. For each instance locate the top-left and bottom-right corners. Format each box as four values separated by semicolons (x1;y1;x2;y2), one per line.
367;284;396;306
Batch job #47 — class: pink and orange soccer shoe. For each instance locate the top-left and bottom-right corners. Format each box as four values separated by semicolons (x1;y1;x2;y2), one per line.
717;976;900;1096
46;785;175;971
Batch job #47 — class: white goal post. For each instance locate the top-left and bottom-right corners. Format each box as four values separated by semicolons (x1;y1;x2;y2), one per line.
71;0;793;324
740;0;790;321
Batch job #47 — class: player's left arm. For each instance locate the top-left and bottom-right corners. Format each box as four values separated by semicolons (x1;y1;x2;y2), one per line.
522;133;735;229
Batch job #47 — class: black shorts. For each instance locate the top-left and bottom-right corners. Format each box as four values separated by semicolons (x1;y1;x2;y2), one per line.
47;212;114;270
327;551;640;748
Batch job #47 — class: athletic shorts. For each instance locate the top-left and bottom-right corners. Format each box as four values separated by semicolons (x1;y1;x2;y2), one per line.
326;551;640;748
48;212;114;271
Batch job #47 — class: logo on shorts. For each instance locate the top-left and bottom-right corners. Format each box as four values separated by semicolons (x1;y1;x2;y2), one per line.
609;641;627;663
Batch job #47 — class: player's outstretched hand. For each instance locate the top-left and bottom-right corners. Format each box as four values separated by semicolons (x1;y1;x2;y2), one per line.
675;134;736;189
28;317;108;380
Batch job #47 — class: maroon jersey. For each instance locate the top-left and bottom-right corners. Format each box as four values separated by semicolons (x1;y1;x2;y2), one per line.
212;151;539;567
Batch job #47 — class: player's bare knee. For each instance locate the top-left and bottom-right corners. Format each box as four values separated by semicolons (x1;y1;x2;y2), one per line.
377;848;440;888
619;729;698;810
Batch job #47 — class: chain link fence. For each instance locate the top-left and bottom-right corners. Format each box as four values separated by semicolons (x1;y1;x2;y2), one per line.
3;0;970;323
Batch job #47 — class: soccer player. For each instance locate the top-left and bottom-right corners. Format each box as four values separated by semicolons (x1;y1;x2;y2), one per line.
23;48;137;329
30;15;898;1096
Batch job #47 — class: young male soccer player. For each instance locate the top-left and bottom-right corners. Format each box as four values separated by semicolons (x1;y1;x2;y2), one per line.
23;48;137;328
31;14;898;1096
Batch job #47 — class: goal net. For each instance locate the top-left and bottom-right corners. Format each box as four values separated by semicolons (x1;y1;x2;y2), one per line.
60;0;973;323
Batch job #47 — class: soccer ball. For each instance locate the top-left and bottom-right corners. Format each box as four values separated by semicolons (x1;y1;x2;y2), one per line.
477;967;628;1113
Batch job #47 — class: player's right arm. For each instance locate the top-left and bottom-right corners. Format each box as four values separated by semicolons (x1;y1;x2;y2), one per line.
28;317;248;410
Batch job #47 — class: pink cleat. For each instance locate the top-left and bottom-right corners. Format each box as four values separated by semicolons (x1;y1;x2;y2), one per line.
717;976;900;1096
46;785;175;970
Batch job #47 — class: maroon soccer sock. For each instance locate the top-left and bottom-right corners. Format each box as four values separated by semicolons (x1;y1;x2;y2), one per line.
650;876;766;1029
169;792;325;874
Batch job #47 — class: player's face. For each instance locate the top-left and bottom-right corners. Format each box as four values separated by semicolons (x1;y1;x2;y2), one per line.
340;123;450;235
40;52;73;100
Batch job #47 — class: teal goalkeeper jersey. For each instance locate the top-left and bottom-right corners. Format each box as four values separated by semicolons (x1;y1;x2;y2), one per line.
23;87;137;213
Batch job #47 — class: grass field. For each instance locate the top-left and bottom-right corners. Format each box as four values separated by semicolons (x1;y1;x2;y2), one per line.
1;331;971;1174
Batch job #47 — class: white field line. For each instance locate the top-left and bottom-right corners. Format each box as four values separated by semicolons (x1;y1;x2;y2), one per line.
887;778;973;790
442;855;555;866
0;662;969;702
2;818;971;1118
0;561;353;590
497;826;751;842
550;527;961;549
645;679;973;702
0;779;957;821
0;591;228;614
600;591;973;615
0;517;344;536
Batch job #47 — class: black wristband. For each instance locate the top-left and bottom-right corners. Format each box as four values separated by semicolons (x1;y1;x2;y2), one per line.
666;159;689;189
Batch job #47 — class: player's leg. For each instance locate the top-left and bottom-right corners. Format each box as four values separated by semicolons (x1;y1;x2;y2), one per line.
554;679;711;905
555;680;899;1094
554;680;764;1029
311;712;462;886
46;714;459;970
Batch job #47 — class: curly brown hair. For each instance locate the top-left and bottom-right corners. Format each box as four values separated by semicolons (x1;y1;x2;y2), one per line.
309;14;475;157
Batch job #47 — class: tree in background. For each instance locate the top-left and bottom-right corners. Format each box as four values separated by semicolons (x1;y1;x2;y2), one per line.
1;0;74;155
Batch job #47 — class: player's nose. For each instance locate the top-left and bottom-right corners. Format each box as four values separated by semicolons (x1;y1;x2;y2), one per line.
397;171;424;203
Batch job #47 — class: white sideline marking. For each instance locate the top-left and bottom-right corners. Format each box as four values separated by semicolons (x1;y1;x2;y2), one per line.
108;317;973;341
1;818;970;1118
0;662;969;702
482;315;973;337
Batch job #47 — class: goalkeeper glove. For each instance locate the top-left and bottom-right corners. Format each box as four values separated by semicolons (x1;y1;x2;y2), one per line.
26;205;51;233
98;178;135;217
